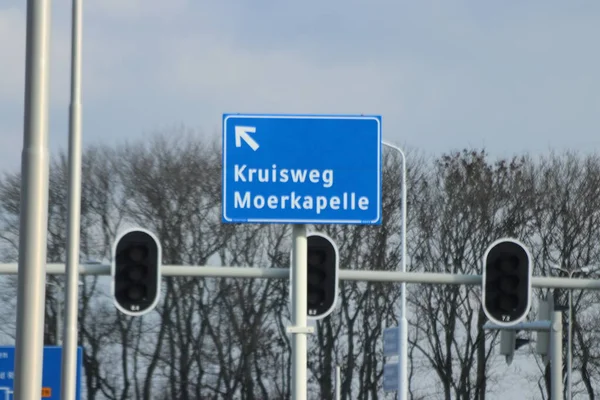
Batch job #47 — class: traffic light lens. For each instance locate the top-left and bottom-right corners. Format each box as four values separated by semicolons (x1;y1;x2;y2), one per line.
308;289;325;306
308;270;326;286
496;256;519;273
308;250;326;266
127;265;146;282
499;276;519;292
129;246;147;263
127;285;146;301
497;295;519;312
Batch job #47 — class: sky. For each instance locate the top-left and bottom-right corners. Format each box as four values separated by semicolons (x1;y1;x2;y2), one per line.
1;1;600;173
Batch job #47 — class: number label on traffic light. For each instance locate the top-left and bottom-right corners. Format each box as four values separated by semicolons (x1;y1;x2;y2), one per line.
481;238;532;326
111;228;162;316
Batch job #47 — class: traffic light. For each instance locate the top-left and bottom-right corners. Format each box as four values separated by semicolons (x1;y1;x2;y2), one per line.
112;228;162;316
482;238;532;326
306;232;339;320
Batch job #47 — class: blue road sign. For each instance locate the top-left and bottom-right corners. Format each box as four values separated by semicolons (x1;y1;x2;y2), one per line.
0;346;83;400
222;114;382;224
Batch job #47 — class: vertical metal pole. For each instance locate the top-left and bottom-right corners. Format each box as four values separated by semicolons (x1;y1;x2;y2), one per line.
551;310;564;400
382;141;408;400
335;365;341;400
567;286;572;400
291;224;308;400
61;0;83;398
14;1;52;399
399;149;408;400
57;293;62;346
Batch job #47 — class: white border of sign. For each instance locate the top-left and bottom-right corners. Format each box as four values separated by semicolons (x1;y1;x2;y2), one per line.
481;237;532;327
222;114;382;224
111;227;162;317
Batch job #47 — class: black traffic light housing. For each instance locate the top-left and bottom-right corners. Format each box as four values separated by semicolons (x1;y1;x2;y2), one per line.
482;238;532;326
306;232;339;320
112;228;162;316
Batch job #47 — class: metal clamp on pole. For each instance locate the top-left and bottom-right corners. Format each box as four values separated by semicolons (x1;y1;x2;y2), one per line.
286;326;314;334
483;306;563;400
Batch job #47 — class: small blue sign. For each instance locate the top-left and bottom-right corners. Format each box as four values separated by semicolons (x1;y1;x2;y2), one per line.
383;362;400;392
383;327;400;356
222;114;382;224
0;346;83;400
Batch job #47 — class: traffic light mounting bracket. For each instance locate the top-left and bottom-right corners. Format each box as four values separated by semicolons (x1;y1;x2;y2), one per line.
483;306;563;397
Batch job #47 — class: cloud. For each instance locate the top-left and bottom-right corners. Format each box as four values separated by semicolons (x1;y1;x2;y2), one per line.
86;0;187;21
1;1;600;173
0;6;25;104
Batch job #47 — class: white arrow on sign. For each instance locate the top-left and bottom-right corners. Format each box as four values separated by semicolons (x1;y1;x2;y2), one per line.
235;126;259;151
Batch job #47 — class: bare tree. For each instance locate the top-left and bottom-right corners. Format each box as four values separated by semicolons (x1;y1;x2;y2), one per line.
408;150;534;399
298;150;408;400
7;128;600;400
528;151;600;398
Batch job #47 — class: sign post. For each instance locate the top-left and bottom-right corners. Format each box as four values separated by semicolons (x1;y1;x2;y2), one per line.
222;113;382;399
289;224;310;399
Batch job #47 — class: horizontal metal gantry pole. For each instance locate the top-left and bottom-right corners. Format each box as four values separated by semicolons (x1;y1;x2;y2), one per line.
0;263;599;290
483;321;552;331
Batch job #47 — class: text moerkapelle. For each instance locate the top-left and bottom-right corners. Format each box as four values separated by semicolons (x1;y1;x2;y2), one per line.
234;191;369;214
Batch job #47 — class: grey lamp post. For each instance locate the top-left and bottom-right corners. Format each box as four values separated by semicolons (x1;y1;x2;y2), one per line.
382;141;408;400
550;264;599;400
46;280;84;346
